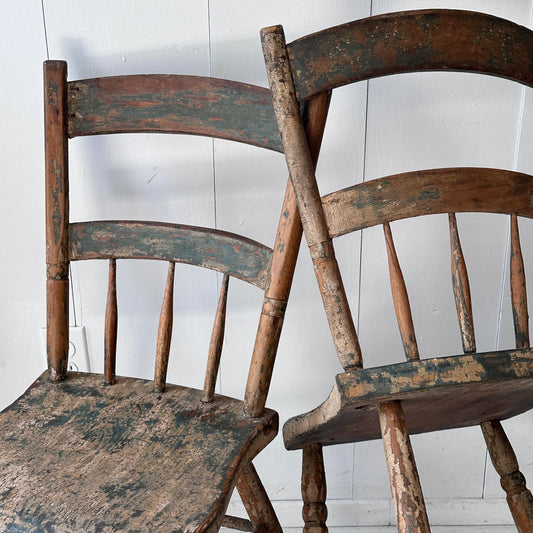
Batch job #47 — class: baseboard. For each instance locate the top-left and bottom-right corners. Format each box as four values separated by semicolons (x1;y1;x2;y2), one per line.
227;497;513;528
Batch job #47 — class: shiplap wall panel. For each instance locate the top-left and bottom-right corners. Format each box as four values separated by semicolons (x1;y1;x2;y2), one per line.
0;0;47;406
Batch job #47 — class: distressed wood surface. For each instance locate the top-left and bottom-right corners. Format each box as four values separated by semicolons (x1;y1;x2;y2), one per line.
283;349;533;449
481;420;533;532
37;58;297;530
301;443;328;533
449;213;476;354
68;75;282;152
236;462;282;533
322;167;533;238
511;215;530;349
383;222;419;362
104;258;117;385
45;60;70;381
244;94;330;416
204;274;229;403
261;24;362;372
379;401;430;532
0;372;278;532
287;9;533;101
69;221;272;289
154;262;175;393
264;7;533;530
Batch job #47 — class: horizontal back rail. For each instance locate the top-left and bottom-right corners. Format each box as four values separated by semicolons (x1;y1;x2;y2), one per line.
68;75;283;152
322;168;533;238
69;221;272;289
288;9;533;101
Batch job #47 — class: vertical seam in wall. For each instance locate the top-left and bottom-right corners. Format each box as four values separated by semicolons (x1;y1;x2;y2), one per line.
41;0;50;60
207;0;222;394
352;0;374;501
207;0;217;229
485;8;531;498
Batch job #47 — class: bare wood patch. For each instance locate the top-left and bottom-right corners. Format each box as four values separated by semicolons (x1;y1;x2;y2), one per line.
379;401;430;532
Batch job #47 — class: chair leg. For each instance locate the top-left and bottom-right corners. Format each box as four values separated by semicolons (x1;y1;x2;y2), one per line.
379;401;431;533
481;419;533;533
236;461;282;533
302;443;328;533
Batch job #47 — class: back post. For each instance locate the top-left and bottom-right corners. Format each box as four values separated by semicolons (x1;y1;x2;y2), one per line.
261;25;362;372
44;60;69;381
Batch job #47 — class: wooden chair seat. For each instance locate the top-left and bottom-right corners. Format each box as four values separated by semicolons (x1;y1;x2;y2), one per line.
284;350;533;449
0;371;277;532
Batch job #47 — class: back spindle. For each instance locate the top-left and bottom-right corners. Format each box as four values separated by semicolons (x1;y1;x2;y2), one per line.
383;222;419;361
203;274;230;403
104;258;118;384
510;214;530;349
449;213;476;353
155;261;175;392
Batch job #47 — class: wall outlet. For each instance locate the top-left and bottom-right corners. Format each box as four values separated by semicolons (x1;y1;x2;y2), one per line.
40;326;91;373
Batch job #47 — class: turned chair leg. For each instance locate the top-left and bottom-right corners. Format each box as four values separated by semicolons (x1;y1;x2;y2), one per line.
379;401;431;533
302;443;328;533
236;461;282;533
481;419;533;533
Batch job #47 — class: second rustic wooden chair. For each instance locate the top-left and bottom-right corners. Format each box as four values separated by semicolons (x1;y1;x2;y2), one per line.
0;61;302;532
262;9;533;532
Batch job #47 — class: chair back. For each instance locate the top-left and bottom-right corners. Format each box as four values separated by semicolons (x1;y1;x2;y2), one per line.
45;60;300;416
261;9;533;371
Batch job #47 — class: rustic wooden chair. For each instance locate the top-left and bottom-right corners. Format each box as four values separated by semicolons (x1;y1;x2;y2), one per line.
0;60;302;532
262;9;533;532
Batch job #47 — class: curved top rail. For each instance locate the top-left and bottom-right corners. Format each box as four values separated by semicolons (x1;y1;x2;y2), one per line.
322;168;533;238
68;74;283;152
286;9;533;100
69;220;273;289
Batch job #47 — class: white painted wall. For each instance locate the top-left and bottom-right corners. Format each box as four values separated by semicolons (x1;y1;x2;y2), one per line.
2;0;533;529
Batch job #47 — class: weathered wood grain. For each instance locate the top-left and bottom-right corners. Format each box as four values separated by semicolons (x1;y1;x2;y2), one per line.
245;93;330;416
481;419;533;532
379;401;430;532
511;215;530;349
236;462;282;533
264;7;533;532
261;24;362;372
283;349;533;449
383;222;419;361
287;9;533;101
69;220;272;289
68;75;283;152
154;262;175;393
301;443;328;533
322;167;533;238
203;274;229;403
449;213;476;353
0;372;278;532
222;515;253;531
45;60;69;381
38;58;299;531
